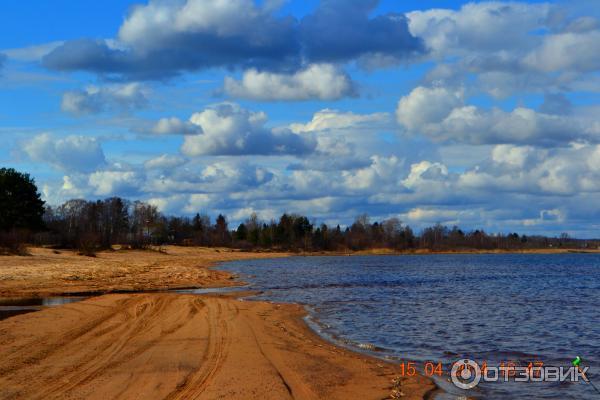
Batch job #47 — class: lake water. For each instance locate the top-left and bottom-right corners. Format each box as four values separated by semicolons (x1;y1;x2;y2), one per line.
221;254;600;399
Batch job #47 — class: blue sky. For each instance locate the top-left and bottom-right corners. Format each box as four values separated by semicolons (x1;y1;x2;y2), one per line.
1;0;600;236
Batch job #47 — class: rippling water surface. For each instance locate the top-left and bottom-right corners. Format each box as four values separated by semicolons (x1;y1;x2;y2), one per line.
221;254;600;399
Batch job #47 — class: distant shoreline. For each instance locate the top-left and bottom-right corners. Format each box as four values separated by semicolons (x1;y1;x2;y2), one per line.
1;245;597;297
289;247;600;256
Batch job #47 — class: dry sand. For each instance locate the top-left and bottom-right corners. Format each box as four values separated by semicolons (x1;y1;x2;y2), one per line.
0;247;437;399
0;246;289;297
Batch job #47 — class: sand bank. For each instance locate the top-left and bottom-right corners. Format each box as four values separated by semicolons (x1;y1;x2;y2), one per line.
0;246;289;297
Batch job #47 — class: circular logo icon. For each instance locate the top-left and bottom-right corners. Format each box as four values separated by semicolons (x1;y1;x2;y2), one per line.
451;359;482;390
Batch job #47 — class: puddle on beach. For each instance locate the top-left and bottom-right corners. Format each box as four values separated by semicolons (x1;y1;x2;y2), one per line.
171;286;247;295
0;287;245;321
0;296;88;321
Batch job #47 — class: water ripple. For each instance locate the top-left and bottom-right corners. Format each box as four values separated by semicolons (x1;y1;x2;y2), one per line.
222;254;600;399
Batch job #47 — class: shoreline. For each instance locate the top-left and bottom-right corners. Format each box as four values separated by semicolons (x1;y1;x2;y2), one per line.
297;247;600;256
1;246;596;299
0;246;439;399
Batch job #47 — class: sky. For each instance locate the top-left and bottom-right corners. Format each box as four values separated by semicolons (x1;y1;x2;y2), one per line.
1;0;600;237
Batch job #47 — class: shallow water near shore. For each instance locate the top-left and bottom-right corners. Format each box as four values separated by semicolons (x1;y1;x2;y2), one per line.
0;286;246;321
0;296;87;320
221;254;600;399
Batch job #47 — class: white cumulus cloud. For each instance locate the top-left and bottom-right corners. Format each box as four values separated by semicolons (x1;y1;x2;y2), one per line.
223;64;355;101
149;117;203;135
524;30;600;73
290;109;391;133
23;133;106;172
61;83;148;115
181;103;316;156
88;170;144;196
397;85;600;145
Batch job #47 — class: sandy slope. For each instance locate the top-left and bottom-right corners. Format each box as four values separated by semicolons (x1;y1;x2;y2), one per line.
0;247;289;297
0;293;436;400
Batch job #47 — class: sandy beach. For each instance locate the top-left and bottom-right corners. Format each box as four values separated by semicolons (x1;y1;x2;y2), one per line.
0;247;291;298
0;247;436;399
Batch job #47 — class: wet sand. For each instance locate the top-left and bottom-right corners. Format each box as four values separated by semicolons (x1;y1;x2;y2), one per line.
0;247;436;399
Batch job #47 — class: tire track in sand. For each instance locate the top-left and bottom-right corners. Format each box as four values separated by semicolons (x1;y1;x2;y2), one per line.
38;296;200;399
165;299;229;400
0;293;437;400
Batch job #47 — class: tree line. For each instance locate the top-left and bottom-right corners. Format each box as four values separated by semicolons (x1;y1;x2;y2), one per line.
36;199;599;253
1;168;597;255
